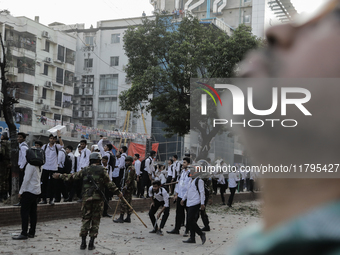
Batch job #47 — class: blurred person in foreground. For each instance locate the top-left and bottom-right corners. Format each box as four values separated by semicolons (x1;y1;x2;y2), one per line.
232;1;340;254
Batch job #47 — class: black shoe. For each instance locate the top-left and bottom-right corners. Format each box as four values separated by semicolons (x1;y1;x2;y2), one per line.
221;202;226;205
88;237;95;250
200;232;206;245
39;200;47;205
113;214;124;223
183;231;189;237
227;204;232;207
167;229;179;234
183;238;196;243
13;202;21;206
12;234;28;240
49;199;55;205
54;199;61;203
139;195;145;199
149;228;158;234
80;236;87;250
27;234;35;238
124;214;131;223
201;226;210;232
156;229;163;236
102;213;112;218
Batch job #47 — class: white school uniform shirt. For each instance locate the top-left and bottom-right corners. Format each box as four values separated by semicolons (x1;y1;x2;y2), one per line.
182;178;205;207
78;148;91;171
19;163;41;195
148;186;169;207
172;161;181;179
18;142;29;169
134;159;141;176
68;152;75;174
119;153;127;169
58;148;66;168
98;139;111;164
228;172;240;188
145;156;154;175
112;156;120;178
42;143;64;171
175;168;191;199
102;164;113;180
167;165;173;177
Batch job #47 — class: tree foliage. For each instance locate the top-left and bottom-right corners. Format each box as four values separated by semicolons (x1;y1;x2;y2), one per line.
120;15;262;138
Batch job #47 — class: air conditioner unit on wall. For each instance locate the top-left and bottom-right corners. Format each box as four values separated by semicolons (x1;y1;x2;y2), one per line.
36;99;43;104
77;111;83;117
45;81;52;88
84;111;93;118
42;31;49;38
45;57;52;63
84;88;93;95
42;105;50;111
85;106;92;111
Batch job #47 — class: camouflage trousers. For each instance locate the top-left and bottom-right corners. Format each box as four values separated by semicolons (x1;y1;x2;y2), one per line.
0;165;10;193
120;192;132;214
80;200;104;238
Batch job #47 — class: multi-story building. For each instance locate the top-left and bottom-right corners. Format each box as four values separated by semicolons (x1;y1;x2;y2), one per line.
53;18;152;141
0;12;76;136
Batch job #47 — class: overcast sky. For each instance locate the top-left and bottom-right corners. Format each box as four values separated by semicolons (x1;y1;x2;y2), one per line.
0;0;328;28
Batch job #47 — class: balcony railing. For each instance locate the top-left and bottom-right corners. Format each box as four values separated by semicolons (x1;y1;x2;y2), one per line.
7;39;36;53
18;67;35;76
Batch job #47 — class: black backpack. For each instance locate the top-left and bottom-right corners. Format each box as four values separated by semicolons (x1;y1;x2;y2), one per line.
195;178;210;205
26;148;45;167
63;151;73;174
141;157;152;173
151;187;163;197
108;152;116;171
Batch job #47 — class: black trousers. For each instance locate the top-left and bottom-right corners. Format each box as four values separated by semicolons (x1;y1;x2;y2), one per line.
165;176;172;193
103;187;113;214
218;183;227;203
174;197;186;231
199;196;209;228
228;187;237;206
187;204;203;240
68;179;82;201
249;180;254;192
141;171;151;197
239;179;244;192
55;167;68;201
41;170;57;201
136;176;142;196
212;179;217;194
149;199;170;229
20;192;39;236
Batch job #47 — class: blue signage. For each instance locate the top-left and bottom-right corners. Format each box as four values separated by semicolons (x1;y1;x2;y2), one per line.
0;121;20;135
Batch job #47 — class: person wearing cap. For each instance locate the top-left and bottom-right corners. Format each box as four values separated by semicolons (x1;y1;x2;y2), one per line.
231;1;340;254
53;152;122;250
113;156;136;223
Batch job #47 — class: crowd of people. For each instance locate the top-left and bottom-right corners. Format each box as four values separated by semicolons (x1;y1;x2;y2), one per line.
0;131;256;249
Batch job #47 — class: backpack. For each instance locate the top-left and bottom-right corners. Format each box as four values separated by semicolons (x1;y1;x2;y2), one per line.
26;148;45;167
108;152;116;172
43;144;59;156
151;187;163;197
195;178;210;205
141;157;152;173
63;151;73;174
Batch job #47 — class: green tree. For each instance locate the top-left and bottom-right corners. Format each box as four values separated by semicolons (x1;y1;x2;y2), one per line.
120;15;262;159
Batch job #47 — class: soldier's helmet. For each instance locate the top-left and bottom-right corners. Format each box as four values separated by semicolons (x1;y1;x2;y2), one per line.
89;152;102;160
125;156;133;162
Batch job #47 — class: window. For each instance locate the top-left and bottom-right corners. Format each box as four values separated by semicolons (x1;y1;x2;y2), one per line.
65;48;75;65
56;68;64;84
57;45;65;62
84;59;93;68
85;36;94;46
54;114;61;120
42;88;47;99
98;98;117;118
110;56;119;66
99;74;118;95
97;120;116;130
18;83;34;101
111;34;120;43
64;71;74;86
55;91;62;107
43;64;48;75
45;40;50;52
244;15;251;23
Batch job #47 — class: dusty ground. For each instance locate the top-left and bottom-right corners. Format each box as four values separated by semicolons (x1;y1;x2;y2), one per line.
0;201;261;255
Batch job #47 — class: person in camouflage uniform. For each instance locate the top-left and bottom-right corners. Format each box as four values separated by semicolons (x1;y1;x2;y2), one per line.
113;156;136;223
0;133;11;202
53;152;122;251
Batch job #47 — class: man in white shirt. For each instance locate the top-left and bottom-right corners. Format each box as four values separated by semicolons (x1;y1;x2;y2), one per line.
112;152;121;189
167;157;191;235
134;154;142;197
166;159;174;194
171;155;181;182
97;137;112;165
148;180;170;236
180;167;206;245
118;146;128;182
15;132;29;206
141;150;156;198
78;140;91;172
39;131;63;205
12;141;43;240
227;170;240;207
55;145;68;202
